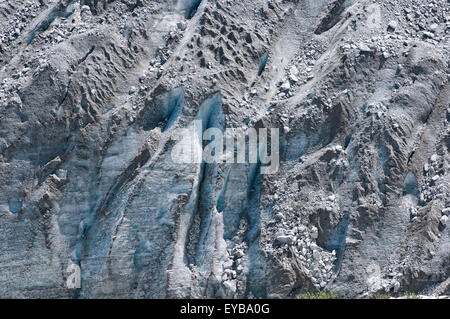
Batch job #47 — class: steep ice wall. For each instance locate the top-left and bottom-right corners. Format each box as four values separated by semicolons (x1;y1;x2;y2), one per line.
0;0;448;299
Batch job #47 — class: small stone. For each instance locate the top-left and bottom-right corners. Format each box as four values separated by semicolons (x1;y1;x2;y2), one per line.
276;235;294;244
441;208;450;216
310;226;319;239
274;212;284;220
280;82;291;91
177;22;187;31
223;260;233;269
288;74;298;83
423;31;434;39
429;23;438;32
312;249;320;259
388;20;398;31
221;273;228;281
223;280;237;294
236;265;244;273
234;250;244;258
289;66;299;76
359;43;372;53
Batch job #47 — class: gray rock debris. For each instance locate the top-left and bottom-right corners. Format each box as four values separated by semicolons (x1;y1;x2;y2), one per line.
0;0;449;299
